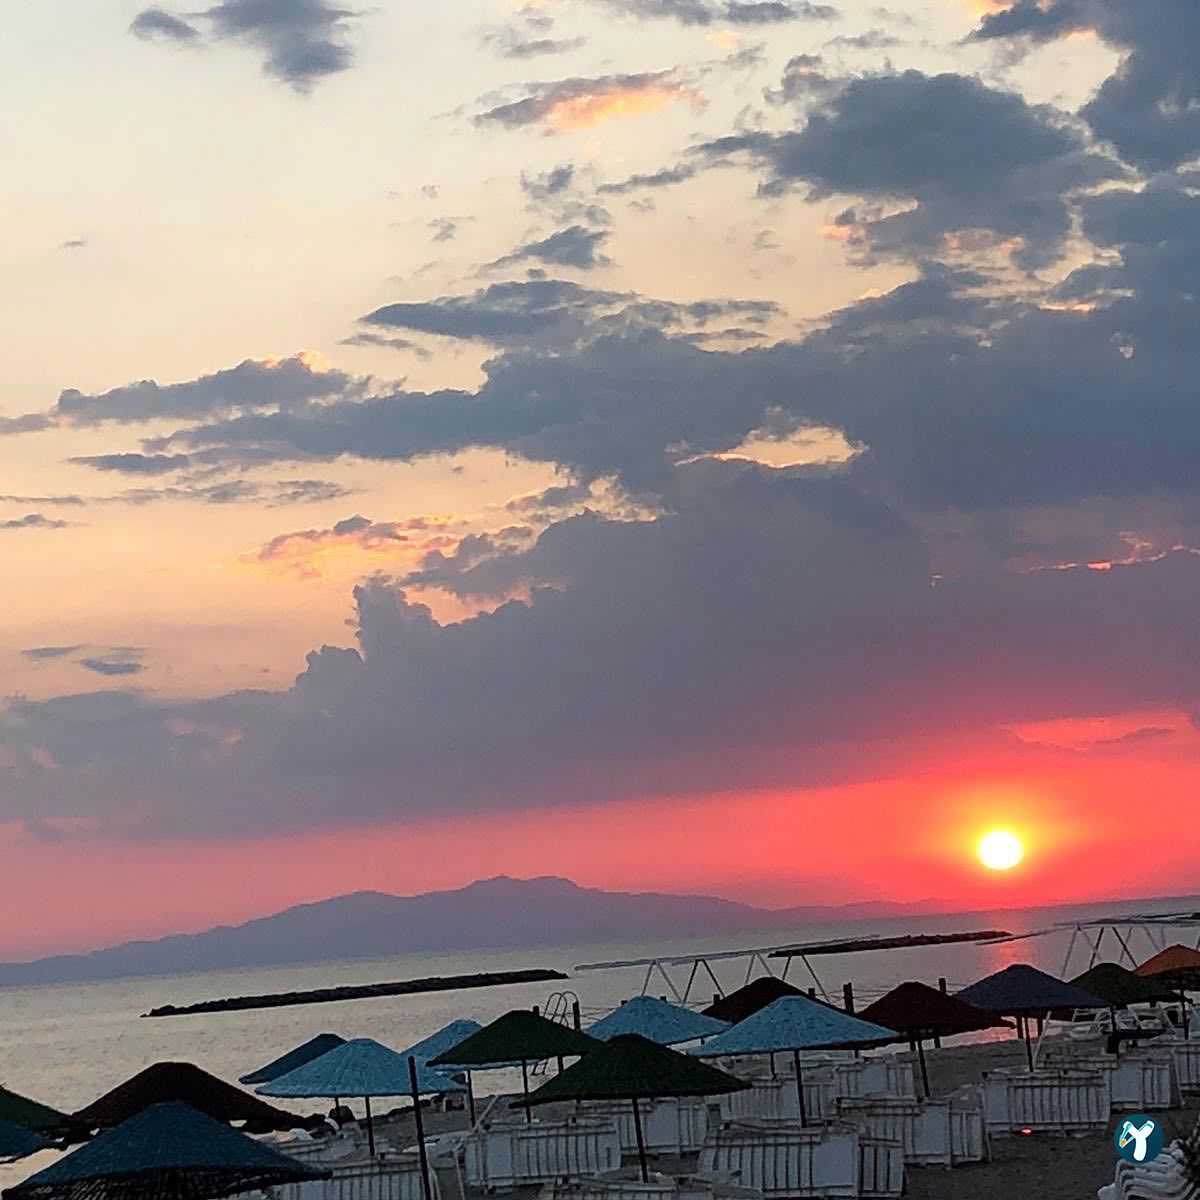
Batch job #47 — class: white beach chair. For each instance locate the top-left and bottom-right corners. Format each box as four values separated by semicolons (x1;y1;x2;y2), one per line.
464;1117;622;1190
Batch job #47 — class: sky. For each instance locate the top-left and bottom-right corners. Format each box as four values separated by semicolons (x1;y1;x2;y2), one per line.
2;0;1199;959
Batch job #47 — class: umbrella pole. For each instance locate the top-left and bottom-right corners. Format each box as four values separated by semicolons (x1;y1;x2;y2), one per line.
1021;1018;1034;1072
916;1039;930;1099
467;1071;477;1125
364;1095;375;1157
409;1056;433;1200
631;1097;649;1183
521;1060;532;1125
792;1049;809;1128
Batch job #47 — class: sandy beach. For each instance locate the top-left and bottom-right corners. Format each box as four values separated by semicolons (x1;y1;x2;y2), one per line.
324;1038;1199;1200
898;1039;1198;1198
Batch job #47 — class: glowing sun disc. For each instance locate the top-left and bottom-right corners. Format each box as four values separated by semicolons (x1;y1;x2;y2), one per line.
978;830;1024;871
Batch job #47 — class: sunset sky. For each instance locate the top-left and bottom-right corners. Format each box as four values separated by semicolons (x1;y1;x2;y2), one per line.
3;0;1199;959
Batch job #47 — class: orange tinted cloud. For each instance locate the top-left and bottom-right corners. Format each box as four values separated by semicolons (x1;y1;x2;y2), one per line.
479;71;697;133
245;513;458;581
550;82;688;132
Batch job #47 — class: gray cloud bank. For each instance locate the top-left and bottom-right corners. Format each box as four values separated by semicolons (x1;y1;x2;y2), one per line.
6;31;1200;844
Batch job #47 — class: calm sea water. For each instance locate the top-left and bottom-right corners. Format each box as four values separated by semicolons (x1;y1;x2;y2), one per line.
3;893;1194;1122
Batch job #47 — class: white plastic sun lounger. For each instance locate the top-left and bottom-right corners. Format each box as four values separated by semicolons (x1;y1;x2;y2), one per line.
274;1153;442;1200
1165;1041;1200;1093
1042;1050;1181;1111
831;1058;916;1101
980;1067;1110;1134
716;1075;834;1124
581;1098;710;1156
1097;1142;1198;1200
464;1117;622;1190
698;1120;904;1199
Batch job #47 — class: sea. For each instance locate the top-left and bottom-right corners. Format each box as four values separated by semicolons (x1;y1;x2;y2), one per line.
3;892;1195;1124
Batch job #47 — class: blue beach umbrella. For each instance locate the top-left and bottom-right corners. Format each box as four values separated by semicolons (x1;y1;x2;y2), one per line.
397;1020;484;1123
692;995;899;1125
588;996;729;1046
956;963;1105;1069
238;1033;347;1086
397;1020;483;1067
0;1120;50;1163
257;1038;463;1158
2;1102;327;1200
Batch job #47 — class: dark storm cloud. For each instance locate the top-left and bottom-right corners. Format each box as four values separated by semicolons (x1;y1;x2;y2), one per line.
700;69;1122;268
497;225;612;270
130;0;360;92
974;0;1200;171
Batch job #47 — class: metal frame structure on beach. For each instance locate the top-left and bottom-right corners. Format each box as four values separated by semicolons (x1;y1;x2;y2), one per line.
574;930;1010;1006
1050;911;1200;977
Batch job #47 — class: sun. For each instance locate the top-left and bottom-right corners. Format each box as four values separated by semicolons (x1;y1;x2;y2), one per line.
977;829;1024;871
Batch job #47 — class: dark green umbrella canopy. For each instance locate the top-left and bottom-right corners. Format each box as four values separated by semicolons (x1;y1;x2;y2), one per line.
0;1119;50;1162
519;1034;749;1106
1070;963;1178;1007
3;1102;328;1200
0;1088;73;1136
429;1011;601;1068
239;1034;346;1086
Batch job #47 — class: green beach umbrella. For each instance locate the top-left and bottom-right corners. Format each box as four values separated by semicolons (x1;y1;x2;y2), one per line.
1071;963;1177;1007
0;1087;73;1137
430;1011;601;1124
518;1034;748;1181
3;1101;328;1200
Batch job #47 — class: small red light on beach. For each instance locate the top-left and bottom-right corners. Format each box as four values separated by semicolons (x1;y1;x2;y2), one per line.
1019;1127;1033;1136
